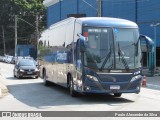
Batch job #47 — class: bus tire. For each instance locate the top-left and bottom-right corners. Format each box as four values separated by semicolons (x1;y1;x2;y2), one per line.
69;78;78;97
43;70;51;86
114;93;122;97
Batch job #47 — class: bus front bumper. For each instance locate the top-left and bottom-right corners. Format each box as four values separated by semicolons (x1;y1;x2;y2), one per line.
75;79;142;94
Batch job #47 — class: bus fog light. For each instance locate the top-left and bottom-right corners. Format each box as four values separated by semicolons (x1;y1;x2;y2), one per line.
74;85;77;90
85;86;90;90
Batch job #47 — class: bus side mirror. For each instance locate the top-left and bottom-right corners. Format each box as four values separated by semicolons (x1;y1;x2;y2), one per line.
139;35;154;52
77;34;87;52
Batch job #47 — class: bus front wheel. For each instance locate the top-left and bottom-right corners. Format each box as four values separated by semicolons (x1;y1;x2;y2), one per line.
114;93;122;97
69;78;78;97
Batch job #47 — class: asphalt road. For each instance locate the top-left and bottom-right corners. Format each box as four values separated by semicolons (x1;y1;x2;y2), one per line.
0;62;160;118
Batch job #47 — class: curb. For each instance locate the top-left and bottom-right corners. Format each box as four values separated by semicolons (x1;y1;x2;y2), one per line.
146;84;160;90
0;75;8;98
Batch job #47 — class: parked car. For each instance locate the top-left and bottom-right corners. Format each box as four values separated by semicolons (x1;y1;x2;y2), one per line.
13;59;40;79
5;55;13;63
0;56;4;62
10;56;16;64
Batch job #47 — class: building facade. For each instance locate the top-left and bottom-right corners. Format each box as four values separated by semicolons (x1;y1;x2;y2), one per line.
43;0;160;66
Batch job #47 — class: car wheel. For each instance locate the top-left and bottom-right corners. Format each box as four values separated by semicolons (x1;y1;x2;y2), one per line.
114;93;122;97
17;73;21;79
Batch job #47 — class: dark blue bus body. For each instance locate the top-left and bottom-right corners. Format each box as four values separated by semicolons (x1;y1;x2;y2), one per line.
38;17;143;97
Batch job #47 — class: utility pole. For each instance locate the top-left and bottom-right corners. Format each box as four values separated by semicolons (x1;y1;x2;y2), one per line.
98;0;102;17
60;0;62;20
2;25;6;55
35;13;39;58
77;0;79;14
15;15;17;57
135;0;138;23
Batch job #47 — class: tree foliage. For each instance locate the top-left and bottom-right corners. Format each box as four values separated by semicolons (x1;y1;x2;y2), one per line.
0;0;46;55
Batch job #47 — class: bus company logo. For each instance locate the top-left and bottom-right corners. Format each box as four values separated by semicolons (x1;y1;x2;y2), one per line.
57;53;67;60
110;70;122;73
2;112;12;117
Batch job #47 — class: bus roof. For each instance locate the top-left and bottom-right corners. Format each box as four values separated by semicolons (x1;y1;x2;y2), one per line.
77;17;138;28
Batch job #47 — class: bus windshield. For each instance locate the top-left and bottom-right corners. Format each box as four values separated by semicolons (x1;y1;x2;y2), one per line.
83;27;141;70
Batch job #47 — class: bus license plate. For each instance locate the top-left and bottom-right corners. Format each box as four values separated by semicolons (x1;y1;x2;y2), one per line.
110;85;120;90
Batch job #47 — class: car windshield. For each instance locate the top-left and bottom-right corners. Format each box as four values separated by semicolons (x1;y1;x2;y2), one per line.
82;27;141;70
18;59;35;66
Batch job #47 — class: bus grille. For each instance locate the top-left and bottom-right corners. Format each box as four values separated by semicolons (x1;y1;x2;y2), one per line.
97;73;132;83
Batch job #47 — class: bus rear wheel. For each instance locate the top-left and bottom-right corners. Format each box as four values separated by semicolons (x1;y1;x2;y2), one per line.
114;93;122;97
43;70;51;86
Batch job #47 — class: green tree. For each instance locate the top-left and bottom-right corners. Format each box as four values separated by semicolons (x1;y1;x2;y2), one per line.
0;0;46;55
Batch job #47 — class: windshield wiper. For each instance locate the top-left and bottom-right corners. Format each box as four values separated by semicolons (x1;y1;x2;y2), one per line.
100;47;112;71
107;60;114;72
118;43;129;71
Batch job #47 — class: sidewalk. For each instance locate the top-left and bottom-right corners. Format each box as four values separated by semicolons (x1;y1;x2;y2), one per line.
0;75;8;98
142;67;160;77
145;76;160;90
142;67;160;90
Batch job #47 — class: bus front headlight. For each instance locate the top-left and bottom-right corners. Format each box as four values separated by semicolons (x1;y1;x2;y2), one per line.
19;69;24;72
86;75;98;81
130;75;142;82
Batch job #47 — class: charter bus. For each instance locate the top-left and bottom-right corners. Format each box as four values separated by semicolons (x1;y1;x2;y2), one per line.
38;17;153;97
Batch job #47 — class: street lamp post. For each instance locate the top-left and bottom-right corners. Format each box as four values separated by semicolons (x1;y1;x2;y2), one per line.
2;25;6;55
150;23;160;73
59;0;63;20
98;0;102;17
15;15;17;57
36;13;39;59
